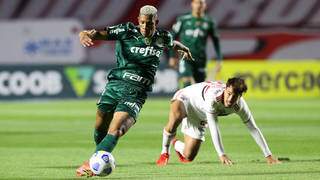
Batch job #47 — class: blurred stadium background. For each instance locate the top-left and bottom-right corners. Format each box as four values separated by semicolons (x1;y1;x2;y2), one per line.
0;0;319;179
0;0;319;99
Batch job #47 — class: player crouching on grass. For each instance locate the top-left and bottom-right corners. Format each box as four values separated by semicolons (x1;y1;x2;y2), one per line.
156;77;281;166
76;5;194;177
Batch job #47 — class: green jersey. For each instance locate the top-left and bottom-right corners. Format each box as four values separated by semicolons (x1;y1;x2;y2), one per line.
170;13;222;67
104;22;174;91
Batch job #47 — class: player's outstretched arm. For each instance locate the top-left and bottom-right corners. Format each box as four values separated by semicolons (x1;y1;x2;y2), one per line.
79;29;108;47
206;112;233;165
237;99;282;165
172;40;194;61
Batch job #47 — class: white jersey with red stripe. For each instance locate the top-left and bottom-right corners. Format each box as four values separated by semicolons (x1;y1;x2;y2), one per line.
173;81;252;124
172;81;272;157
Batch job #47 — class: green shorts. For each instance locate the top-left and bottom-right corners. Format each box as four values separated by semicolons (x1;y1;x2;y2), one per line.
179;60;206;83
97;80;147;120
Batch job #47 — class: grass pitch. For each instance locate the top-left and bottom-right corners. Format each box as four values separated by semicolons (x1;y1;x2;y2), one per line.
0;98;319;179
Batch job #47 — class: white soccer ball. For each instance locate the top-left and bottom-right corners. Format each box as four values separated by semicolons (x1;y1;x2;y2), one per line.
89;151;116;176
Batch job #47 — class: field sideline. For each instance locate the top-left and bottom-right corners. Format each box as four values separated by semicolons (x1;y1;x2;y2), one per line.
0;98;319;179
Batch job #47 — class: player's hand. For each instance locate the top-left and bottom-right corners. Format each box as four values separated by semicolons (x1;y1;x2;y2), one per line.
169;57;178;69
266;155;281;165
219;154;233;166
178;49;194;61
79;30;96;47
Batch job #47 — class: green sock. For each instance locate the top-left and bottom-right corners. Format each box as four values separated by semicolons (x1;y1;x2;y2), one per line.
94;129;107;145
95;134;118;152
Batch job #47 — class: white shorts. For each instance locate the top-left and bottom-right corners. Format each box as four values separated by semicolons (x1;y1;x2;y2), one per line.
181;117;206;141
172;89;207;141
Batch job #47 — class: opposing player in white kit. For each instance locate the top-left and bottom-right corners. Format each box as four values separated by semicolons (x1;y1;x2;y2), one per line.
156;77;280;166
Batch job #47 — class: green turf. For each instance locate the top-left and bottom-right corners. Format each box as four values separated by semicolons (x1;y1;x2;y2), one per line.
0;98;319;179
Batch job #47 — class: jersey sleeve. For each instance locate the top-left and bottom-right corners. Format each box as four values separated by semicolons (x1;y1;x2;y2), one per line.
206;105;225;157
236;97;253;123
209;20;219;39
172;17;183;39
203;89;216;114
104;22;134;40
203;83;226;156
236;98;272;157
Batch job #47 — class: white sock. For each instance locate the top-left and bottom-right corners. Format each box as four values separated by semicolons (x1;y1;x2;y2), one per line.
161;129;175;154
174;140;185;157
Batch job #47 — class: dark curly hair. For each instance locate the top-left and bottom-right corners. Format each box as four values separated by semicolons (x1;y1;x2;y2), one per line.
226;77;248;96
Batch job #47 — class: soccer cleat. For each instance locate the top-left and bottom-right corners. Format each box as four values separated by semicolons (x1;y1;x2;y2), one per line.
76;160;95;177
156;153;170;166
174;150;191;163
171;138;191;163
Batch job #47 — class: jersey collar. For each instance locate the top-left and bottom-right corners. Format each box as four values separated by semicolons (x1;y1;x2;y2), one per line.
140;29;160;46
217;92;223;103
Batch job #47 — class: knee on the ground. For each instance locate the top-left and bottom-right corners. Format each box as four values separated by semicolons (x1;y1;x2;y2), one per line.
184;153;196;161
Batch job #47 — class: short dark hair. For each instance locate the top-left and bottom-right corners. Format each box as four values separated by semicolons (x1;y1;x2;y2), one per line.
226;77;248;96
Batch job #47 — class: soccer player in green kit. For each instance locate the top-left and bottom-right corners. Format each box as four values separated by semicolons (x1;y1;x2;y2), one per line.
169;0;223;88
76;5;194;177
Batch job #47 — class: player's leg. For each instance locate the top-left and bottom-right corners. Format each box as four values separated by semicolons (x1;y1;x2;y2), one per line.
179;60;195;88
162;99;187;153
77;81;145;176
173;134;202;162
94;109;113;145
157;99;187;166
193;67;206;83
76;111;134;177
169;57;179;69
76;100;114;177
95;83;145;153
95;111;135;152
76;85;118;177
165;100;187;135
172;117;205;163
93;82;119;148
